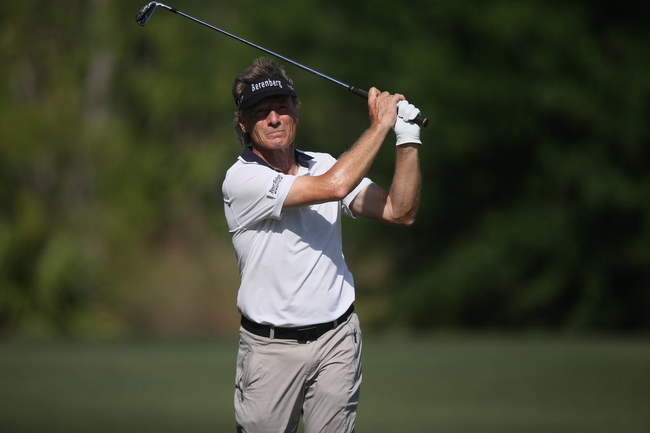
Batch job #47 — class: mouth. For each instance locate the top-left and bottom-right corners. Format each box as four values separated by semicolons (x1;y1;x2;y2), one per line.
267;130;285;138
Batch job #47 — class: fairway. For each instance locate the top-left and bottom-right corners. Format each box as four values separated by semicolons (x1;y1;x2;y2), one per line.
1;335;648;433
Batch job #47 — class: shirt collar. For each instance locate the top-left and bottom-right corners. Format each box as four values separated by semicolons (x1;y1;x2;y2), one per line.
239;146;313;171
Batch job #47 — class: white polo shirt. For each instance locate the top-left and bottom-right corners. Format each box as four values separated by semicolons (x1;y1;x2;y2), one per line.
222;147;373;327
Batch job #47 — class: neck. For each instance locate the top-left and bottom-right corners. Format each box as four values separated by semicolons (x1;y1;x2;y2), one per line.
252;144;298;175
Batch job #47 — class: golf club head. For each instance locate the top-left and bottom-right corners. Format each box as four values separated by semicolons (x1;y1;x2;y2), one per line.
135;2;159;26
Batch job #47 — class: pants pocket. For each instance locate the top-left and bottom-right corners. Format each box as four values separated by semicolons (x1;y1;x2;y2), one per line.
236;345;255;402
346;315;362;361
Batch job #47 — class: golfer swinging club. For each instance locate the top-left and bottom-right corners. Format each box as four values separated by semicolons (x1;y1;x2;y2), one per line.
222;57;422;433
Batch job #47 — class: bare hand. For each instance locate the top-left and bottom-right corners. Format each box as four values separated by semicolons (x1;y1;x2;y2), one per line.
367;87;405;131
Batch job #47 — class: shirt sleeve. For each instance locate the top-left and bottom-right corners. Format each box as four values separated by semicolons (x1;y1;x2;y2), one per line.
341;177;374;218
222;165;297;231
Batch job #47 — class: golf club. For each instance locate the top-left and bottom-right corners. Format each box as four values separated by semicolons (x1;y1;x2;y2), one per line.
135;2;429;127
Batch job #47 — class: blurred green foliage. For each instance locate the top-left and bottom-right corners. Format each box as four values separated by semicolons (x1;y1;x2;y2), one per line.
0;0;648;337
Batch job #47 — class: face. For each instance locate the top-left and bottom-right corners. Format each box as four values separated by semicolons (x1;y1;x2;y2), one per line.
239;95;299;150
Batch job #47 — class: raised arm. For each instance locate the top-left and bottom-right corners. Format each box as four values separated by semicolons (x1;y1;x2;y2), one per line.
349;101;422;226
283;88;403;209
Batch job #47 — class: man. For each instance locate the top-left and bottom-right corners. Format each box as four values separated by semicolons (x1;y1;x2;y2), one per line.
222;57;422;433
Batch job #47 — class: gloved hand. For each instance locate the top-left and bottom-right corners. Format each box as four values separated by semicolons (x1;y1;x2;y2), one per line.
393;100;422;146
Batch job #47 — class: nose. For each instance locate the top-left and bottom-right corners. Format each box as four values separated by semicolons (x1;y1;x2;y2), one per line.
266;110;281;124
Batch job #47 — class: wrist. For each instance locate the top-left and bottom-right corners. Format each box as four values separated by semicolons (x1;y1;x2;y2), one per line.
368;121;392;137
396;142;421;149
395;134;422;146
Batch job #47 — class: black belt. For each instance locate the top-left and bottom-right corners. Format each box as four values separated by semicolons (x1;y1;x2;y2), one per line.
241;304;355;343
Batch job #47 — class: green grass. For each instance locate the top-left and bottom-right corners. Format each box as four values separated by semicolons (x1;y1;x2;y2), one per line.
1;335;649;432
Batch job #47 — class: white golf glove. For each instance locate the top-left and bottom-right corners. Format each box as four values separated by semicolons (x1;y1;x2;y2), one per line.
393;100;422;146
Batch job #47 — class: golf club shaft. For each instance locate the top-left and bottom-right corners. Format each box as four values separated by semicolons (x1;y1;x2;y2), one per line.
136;2;429;127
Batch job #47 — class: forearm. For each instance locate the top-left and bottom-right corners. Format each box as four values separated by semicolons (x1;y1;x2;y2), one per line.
387;144;421;224
284;88;401;209
326;123;390;198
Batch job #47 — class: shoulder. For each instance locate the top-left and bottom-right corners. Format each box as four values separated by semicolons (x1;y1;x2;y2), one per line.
223;159;255;185
222;158;279;197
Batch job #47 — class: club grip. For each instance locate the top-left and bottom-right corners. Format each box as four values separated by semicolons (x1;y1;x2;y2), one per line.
349;87;428;128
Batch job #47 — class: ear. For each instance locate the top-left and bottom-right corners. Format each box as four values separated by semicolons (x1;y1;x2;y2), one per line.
237;114;247;133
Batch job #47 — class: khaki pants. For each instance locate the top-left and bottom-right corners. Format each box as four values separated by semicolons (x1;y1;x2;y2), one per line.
235;313;363;433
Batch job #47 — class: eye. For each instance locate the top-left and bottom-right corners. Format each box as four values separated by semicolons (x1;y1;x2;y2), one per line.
252;109;268;119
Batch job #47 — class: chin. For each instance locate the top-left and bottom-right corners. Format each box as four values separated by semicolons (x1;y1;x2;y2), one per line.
268;137;293;148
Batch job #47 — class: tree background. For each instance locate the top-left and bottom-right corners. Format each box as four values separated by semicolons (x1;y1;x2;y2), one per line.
1;0;648;339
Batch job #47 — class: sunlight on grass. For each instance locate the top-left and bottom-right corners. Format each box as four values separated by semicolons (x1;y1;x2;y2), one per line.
1;335;648;433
